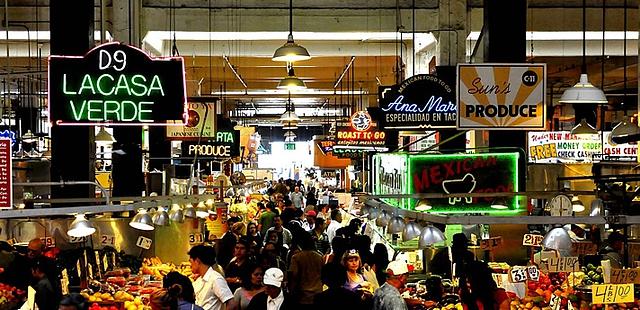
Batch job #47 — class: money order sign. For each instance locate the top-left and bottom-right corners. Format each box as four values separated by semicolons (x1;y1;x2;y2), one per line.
48;42;187;126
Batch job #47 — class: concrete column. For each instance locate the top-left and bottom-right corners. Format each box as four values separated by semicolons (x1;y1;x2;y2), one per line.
436;0;467;66
110;0;145;196
49;0;95;202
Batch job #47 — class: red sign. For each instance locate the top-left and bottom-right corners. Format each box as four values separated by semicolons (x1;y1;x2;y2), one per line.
0;139;11;209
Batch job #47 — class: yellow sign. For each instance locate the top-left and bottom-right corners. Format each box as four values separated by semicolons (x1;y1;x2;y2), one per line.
457;64;546;130
166;102;216;140
592;284;634;304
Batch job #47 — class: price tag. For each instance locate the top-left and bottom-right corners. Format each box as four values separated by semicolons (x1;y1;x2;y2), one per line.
592;283;634;304
550;295;561;310
40;237;55;248
610;268;640;284
69;236;88;243
100;235;116;247
527;265;540;281
509;267;528;283
522;234;544;247
492;273;504;288
546;257;580;273
136;236;152;250
480;237;503;250
188;233;204;245
572;242;598;255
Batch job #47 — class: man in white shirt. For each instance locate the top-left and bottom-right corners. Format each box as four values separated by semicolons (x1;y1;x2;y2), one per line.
188;245;234;310
246;268;291;310
325;208;343;245
289;186;304;209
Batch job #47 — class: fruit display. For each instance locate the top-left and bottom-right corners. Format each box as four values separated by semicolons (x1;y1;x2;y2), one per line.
140;257;192;279
580;264;604;285
0;283;25;309
489;262;512;273
520;272;579;310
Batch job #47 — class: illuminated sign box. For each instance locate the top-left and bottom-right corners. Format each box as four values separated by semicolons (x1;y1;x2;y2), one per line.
375;74;457;129
167;102;216;139
181;130;240;159
48;42;187;126
373;152;521;214
457;63;546;130
528;131;637;163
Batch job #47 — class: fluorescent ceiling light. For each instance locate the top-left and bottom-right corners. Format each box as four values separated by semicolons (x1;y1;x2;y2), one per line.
467;31;639;41
0;30;112;41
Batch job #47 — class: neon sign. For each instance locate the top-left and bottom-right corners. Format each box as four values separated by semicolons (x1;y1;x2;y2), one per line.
375;74;457;129
373;152;521;215
0;131;16;146
48;42;187;126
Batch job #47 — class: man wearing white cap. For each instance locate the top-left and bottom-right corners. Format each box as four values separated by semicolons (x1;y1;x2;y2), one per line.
246;267;292;310
372;260;409;310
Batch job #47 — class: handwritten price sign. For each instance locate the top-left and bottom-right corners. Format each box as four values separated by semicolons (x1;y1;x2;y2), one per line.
509;266;540;283
527;265;540;281
546;257;580;273
592;284;634;304
522;234;543;247
610;268;640;284
480;237;503;250
572;242;598;255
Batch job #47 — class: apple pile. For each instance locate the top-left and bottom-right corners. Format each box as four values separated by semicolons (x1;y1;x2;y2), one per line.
88;304;118;310
0;283;25;305
521;273;579;309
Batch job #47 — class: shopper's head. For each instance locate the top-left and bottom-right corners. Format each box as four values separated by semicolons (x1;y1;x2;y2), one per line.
386;260;409;290
263;268;284;298
234;237;250;259
149;285;183;310
321;263;348;288
241;264;264;290
262;242;279;258
266;230;279;244
314;218;326;232
231;222;246;236
331;236;348;261
461;261;498;310
342;249;361;273
247;222;258;236
331;209;342;223
187;245;216;274
27;238;44;259
273;215;283;229
163;271;196;303
306;210;317;224
294;186;300;192
608;231;626;251
452;233;469;250
59;294;87;310
31;256;48;279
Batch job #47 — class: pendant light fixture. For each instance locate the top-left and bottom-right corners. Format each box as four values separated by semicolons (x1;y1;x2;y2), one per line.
414;199;432;211
152;206;170;226
610;0;640;145
559;0;607;104
541;226;572;252
388;216;406;234
67;214;96;238
402;221;423;241
272;0;310;62
280;92;301;122
490;198;509;210
169;204;185;223
570;118;598;135
282;121;298;130
277;63;306;90
95;127;116;143
129;209;155;231
418;224;446;248
571;196;585;212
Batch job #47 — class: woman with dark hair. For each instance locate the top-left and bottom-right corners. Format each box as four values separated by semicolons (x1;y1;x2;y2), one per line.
228;264;264;310
459;261;510;310
151;283;204;310
370;243;390;285
163;271;198;305
245;222;262;253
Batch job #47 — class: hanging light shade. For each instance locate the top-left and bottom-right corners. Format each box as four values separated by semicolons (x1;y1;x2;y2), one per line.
282;122;298;130
388;216;405;234
67;214;96;238
184;204;197;219
402;221;423;241
367;207;380;220
590;198;603;216
570;118;598;135
284;131;297;139
559;74;608;104
95;127;116;143
152;207;170;226
419;225;446;248
273;31;311;62
169;204;184;223
280;111;301;122
541;227;572;252
490;198;509;210
610;118;640;145
277;67;306;90
414;199;432;211
129;209;154;231
21;130;37;143
571;196;585;213
375;210;391;227
196;202;209;218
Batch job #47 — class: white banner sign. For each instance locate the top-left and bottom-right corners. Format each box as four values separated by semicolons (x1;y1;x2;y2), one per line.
528;131;637;163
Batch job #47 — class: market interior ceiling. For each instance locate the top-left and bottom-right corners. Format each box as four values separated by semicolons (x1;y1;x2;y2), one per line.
0;0;638;127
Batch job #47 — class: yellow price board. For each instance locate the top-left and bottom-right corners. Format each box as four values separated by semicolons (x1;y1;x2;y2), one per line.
592;284;634;304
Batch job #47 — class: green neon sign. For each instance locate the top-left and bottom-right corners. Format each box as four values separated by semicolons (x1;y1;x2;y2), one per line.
49;42;186;126
374;152;521;215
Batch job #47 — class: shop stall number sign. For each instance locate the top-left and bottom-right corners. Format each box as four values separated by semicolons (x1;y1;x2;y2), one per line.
572;242;598;255
40;237;55;248
69;236;88;243
189;233;204;245
100;235;116;247
522;234;543;247
545;257;580;273
509;266;540;283
480;237;503;250
592;284;634;304
610;268;640;284
136;236;152;250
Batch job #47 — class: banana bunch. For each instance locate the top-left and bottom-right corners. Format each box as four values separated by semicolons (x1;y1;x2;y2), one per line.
565;271;586;289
